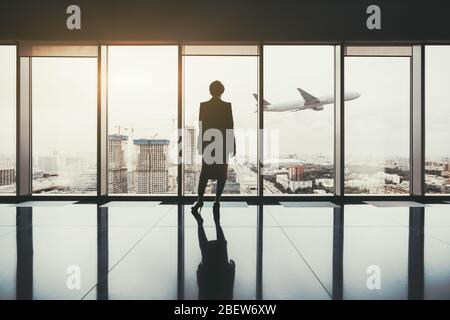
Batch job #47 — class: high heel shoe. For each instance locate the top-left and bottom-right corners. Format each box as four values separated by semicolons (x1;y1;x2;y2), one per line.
191;201;204;214
191;201;204;224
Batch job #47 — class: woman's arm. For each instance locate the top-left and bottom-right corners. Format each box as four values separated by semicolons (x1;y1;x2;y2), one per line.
228;103;234;129
228;103;236;157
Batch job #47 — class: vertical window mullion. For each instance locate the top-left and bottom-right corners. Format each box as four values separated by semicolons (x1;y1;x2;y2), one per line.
99;45;108;196
178;44;183;198
335;45;344;197
258;43;264;198
411;45;424;196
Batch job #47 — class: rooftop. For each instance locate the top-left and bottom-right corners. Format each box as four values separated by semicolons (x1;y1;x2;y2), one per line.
133;139;170;145
108;134;128;141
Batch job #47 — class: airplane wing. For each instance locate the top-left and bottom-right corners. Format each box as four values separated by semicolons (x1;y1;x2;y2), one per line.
297;88;319;104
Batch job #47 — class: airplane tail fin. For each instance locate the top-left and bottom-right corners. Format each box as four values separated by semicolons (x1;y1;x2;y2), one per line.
252;93;270;107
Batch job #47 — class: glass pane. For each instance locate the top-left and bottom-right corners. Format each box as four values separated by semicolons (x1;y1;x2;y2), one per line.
107;46;178;195
263;46;335;195
32;57;97;194
183;54;258;195
425;46;450;194
0;46;16;194
345;56;410;195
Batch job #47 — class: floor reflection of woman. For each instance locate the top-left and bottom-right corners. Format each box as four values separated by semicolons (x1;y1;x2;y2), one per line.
192;209;235;300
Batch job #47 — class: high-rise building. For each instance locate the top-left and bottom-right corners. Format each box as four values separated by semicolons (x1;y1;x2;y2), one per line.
108;134;128;193
38;155;58;174
0;168;16;187
127;170;136;193
443;159;450;172
184;126;198;193
288;164;305;181
134;139;169;194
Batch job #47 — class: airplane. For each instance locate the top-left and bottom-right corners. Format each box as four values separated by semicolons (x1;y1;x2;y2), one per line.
252;88;361;112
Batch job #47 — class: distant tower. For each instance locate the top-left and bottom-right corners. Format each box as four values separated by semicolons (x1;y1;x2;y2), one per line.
37;155;58;174
288;164;305;181
108;134;128;193
184;126;197;193
134;139;170;194
0;168;16;187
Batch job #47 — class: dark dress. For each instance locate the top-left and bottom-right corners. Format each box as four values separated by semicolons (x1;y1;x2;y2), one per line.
197;97;236;180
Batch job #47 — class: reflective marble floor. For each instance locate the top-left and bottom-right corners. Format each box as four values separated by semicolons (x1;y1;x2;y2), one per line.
0;201;449;300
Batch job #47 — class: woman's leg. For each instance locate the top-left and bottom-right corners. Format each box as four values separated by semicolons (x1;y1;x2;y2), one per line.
198;222;208;257
215;164;228;203
215;177;226;203
197;165;208;203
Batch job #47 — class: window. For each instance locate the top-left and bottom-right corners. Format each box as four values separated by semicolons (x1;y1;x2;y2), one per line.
107;46;178;195
183;46;258;195
263;46;335;195
0;46;16;194
344;51;411;195
425;46;450;194
32;57;97;194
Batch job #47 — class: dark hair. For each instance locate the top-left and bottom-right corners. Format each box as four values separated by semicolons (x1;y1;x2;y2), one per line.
209;80;225;97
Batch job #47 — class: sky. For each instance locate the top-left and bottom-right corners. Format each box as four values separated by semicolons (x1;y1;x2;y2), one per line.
0;46;16;158
345;56;410;160
108;46;178;141
426;46;450;160
32;57;97;157
1;45;450;164
264;46;334;159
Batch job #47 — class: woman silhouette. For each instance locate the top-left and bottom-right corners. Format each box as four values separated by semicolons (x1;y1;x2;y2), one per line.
191;80;236;215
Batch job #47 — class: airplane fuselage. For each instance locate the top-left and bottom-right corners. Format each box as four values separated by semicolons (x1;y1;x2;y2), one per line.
265;92;359;112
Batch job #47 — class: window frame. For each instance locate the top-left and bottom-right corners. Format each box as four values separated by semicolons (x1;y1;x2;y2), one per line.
343;45;415;196
103;44;180;196
17;43;99;197
181;44;260;197
262;44;337;197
